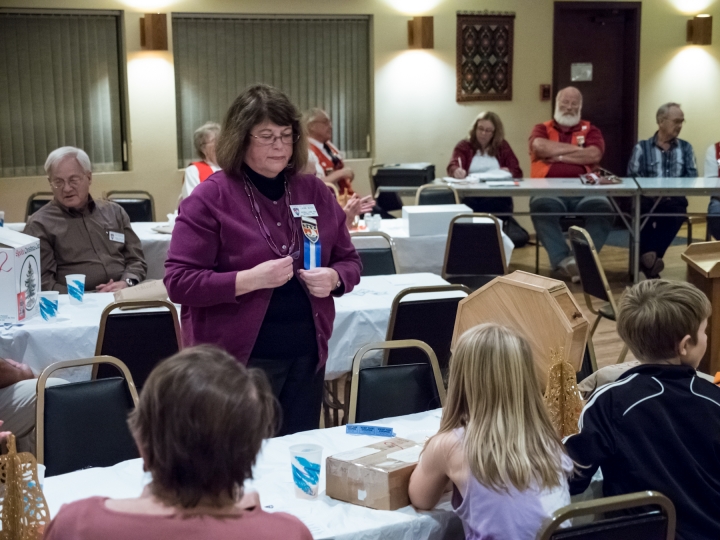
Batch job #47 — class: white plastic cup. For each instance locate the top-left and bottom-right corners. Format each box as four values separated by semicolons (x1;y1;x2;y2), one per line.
0;210;4;227
367;214;382;232
39;291;59;321
290;444;322;499
65;274;86;304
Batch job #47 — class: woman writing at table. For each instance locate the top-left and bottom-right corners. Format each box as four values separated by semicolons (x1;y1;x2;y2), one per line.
44;346;313;540
164;84;361;435
447;112;523;217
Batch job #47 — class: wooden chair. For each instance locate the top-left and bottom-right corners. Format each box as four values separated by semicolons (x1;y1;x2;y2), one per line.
37;357;139;477
569;226;628;374
537;491;676;540
347;340;446;424
415;184;459;205
93;300;182;390
107;190;155;222
443;213;506;290
25;192;54;220
350;231;399;276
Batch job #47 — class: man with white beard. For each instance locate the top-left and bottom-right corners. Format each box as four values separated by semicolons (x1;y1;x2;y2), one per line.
528;86;612;279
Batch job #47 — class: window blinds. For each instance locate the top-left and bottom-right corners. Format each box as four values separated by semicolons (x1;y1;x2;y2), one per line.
0;11;125;177
173;15;371;167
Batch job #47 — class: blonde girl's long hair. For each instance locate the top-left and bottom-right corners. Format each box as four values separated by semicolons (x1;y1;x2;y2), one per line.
438;323;566;492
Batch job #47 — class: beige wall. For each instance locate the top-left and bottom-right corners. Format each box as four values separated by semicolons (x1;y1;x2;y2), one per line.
1;0;719;222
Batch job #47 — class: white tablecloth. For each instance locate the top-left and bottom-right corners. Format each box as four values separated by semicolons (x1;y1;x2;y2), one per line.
0;273;452;381
8;219;512;279
352;218;514;275
43;409;462;540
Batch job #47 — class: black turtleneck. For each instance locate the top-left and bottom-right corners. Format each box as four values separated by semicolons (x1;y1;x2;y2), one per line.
242;164;317;360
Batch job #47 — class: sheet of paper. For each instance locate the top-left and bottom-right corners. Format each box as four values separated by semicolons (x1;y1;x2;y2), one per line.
386;445;423;463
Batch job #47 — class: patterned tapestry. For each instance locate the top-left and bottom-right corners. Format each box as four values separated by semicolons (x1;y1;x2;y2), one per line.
456;12;515;102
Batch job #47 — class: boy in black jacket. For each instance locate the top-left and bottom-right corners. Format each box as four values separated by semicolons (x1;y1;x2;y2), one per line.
564;279;720;540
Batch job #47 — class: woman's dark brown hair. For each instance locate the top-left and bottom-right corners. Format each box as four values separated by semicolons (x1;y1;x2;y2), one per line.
468;111;506;157
128;345;277;508
216;84;308;178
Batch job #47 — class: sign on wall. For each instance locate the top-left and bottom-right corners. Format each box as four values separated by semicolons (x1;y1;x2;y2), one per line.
456;11;515;102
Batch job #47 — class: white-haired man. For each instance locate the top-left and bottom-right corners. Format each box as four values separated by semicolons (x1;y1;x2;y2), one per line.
529;86;613;278
23;147;146;293
627;103;697;278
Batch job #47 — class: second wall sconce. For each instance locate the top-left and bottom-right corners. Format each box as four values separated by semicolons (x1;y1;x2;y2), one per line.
408;16;434;49
687;14;712;45
140;13;168;50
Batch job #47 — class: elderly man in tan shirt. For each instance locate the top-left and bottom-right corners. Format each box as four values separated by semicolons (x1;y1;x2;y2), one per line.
23;147;146;293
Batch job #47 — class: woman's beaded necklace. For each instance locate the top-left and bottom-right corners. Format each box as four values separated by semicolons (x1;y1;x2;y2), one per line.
242;171;300;260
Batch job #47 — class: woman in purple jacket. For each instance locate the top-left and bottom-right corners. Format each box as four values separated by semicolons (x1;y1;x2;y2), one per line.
446;111;523;216
164;85;362;435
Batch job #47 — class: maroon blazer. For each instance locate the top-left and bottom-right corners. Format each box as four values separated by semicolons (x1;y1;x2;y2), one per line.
164;170;362;368
446;139;523;178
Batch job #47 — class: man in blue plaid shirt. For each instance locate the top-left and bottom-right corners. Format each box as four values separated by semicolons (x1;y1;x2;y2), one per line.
627;103;697;278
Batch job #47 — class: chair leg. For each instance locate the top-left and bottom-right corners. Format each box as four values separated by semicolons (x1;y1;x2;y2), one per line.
687;219;693;246
535;241;540;275
617;343;629;364
586;336;599;374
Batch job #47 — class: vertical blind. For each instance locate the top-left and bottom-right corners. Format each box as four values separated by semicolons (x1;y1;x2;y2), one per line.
0;11;125;177
173;15;371;167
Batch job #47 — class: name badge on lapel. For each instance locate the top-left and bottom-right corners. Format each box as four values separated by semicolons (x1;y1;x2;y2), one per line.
290;204;319;218
108;231;125;244
576;135;585;148
302;217;321;269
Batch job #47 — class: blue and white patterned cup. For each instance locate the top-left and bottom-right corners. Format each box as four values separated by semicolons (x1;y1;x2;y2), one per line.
39;291;59;321
290;444;322;499
65;274;86;305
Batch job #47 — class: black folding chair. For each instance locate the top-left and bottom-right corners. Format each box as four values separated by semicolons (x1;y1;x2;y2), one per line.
443;213;507;290
94;300;181;390
347;340;446;424
538;491;676;540
107;190;155;222
385;285;470;374
569;226;628;377
415;184;459;206
350;231;399;276
25;192;54;220
37;356;139;477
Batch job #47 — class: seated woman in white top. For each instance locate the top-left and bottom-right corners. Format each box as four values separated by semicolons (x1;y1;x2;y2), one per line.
179;122;222;202
409;323;571;540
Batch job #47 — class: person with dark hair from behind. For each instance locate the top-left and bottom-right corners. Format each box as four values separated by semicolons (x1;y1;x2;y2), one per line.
43;345;312;540
564;280;720;540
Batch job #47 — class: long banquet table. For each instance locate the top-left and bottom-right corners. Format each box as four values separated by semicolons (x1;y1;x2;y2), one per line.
43;409;463;540
0;273;456;381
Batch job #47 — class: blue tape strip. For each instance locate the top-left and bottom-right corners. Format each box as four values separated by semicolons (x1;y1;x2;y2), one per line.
304;237;321;270
345;424;395;437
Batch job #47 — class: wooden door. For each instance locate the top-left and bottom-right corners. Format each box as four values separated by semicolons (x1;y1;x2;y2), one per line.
553;2;641;176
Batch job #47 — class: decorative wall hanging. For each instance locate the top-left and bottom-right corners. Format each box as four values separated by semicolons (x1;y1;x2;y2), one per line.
456;11;515;102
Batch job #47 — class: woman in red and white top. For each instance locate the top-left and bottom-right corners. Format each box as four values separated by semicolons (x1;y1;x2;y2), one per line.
179;122;222;201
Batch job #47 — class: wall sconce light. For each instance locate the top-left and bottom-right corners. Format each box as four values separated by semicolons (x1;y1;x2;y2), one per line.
687;14;712;45
408;16;434;49
140;13;168;50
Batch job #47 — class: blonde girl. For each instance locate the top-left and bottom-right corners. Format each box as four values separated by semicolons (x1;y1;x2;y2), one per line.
408;323;571;539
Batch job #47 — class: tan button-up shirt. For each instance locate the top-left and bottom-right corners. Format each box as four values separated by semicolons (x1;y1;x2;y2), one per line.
23;196;147;293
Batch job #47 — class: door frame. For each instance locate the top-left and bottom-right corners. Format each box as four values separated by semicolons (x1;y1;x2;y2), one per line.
553;1;641;170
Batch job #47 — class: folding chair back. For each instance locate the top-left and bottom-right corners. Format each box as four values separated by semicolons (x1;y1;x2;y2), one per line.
385;285;470;371
351;231;399;276
37;357;139;477
569;226;614;305
538;491;675;540
107;190;155;222
348;340;446;424
25;192;53;220
94;300;181;390
443;213;506;289
415;184;459;206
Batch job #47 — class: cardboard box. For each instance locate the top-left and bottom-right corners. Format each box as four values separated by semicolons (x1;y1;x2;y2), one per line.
402;204;472;236
0;228;41;323
326;437;422;510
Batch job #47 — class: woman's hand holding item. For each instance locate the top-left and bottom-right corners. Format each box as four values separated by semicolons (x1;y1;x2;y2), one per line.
235;256;294;296
298;267;339;298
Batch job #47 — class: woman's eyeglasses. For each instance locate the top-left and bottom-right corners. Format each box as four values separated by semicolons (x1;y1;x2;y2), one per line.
250;132;300;146
476;127;495;134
